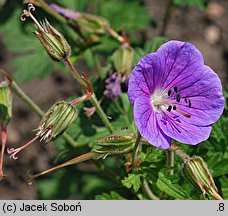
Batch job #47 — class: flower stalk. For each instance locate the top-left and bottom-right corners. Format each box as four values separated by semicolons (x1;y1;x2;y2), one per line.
166;149;174;175
64;57;113;133
28;152;98;184
140;176;159;200
131;131;142;169
90;93;114;133
0;125;7;180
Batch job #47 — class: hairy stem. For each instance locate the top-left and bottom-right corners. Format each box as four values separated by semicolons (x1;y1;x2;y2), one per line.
64;58;113;133
140;176;159;200
64;58;87;89
169;143;190;162
0;125;7;180
105;27;125;43
166;150;174;175
132;131;142;169
90;93;114;133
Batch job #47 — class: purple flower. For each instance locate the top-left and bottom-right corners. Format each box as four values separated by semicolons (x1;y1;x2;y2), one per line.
49;4;82;20
128;41;224;149
104;73;122;100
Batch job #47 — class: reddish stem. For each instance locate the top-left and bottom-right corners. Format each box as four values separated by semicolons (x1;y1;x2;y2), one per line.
0;125;7;180
7;135;39;160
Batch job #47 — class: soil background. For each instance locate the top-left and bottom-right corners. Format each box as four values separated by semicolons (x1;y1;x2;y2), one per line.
0;0;228;199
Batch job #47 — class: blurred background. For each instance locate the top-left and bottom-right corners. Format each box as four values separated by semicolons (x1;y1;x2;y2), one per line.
0;0;227;199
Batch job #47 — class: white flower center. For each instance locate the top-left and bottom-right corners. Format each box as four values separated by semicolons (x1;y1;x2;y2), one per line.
150;89;169;113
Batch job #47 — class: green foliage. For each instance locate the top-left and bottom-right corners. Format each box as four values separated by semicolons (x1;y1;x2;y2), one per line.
37;168;113;199
156;172;189;199
95;191;126;200
122;173;142;192
97;0;151;32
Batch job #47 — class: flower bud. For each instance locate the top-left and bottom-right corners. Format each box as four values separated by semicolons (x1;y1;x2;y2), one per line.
112;43;134;80
50;4;109;35
77;13;109;35
36;101;78;142
8;101;78;160
0;79;12;125
182;156;219;198
35;19;71;62
95;130;136;158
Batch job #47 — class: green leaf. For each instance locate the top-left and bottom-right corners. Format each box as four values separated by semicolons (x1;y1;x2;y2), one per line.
97;0;151;32
156;172;189;199
211;159;228;177
55;0;92;11
219;176;228;200
95;191;126;200
12;50;54;82
144;37;168;53
210;117;228;144
122;173;141;192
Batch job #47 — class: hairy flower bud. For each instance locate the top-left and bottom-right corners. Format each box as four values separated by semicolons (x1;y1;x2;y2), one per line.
112;43;134;80
20;4;71;62
34;19;71;62
8;101;78;160
182;156;221;199
95;130;136;158
36;101;78;142
0;70;12;179
0;78;12;125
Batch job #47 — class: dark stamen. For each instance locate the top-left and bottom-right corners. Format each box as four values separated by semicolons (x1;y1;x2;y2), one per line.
174;86;178;93
167;105;172;112
188;100;192;108
173;105;177;110
168;90;171;96
176;94;181;102
184;97;187;103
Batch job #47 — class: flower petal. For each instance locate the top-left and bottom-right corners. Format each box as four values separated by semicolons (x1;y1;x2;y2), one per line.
128;54;164;104
157;112;212;145
134;96;171;149
156;41;204;90
170;65;224;126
